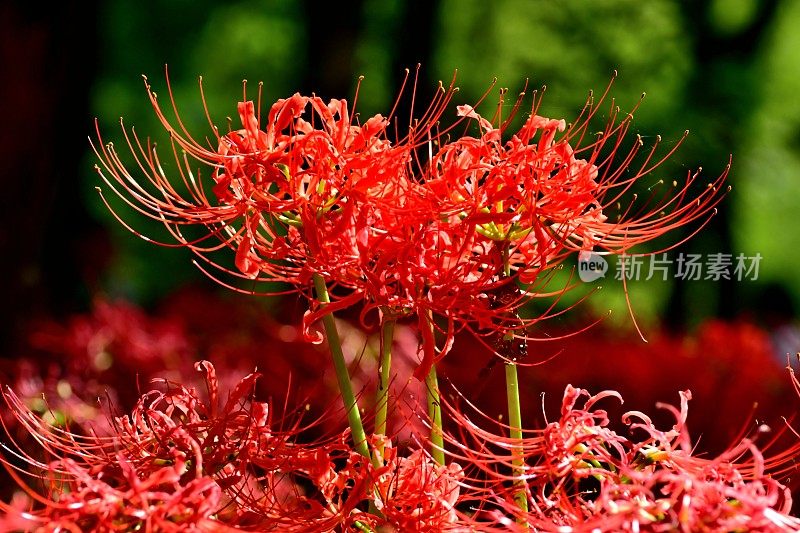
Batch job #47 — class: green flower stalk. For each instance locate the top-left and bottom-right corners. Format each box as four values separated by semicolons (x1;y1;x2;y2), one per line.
421;312;446;465
313;274;373;463
505;359;529;522
374;315;396;461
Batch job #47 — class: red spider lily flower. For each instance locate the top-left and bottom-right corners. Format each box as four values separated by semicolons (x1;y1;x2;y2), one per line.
92;73;453;293
93;71;727;371
93;72;475;375
301;76;729;376
428;79;729;267
0;361;375;532
410;82;727;352
2;456;229;533
437;380;800;531
369;447;466;532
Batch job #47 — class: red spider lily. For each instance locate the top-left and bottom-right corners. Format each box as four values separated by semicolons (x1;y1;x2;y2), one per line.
302;77;730;377
428;79;729;263
3;313;800;530
370;446;465;531
93;71;727;375
0;361;375;532
92;72;454;294
436;378;800;532
1;456;229;533
94;72;471;382
405;77;729;358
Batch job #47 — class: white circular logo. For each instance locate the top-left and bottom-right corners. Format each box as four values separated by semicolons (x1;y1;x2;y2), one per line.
577;251;608;282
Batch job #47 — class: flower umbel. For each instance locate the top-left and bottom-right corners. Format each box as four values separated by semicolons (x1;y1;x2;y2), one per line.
93;72;727;365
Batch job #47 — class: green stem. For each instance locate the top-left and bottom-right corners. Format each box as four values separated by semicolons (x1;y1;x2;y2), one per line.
425;364;445;466
374;316;395;461
421;313;445;465
420;312;444;466
501;242;528;525
505;361;529;524
312;274;373;463
352;521;375;533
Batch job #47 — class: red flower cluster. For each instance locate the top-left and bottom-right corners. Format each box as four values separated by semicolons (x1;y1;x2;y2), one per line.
443;381;800;531
3;361;798;531
1;361;360;531
0;360;477;532
93;73;727;374
19;71;792;531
